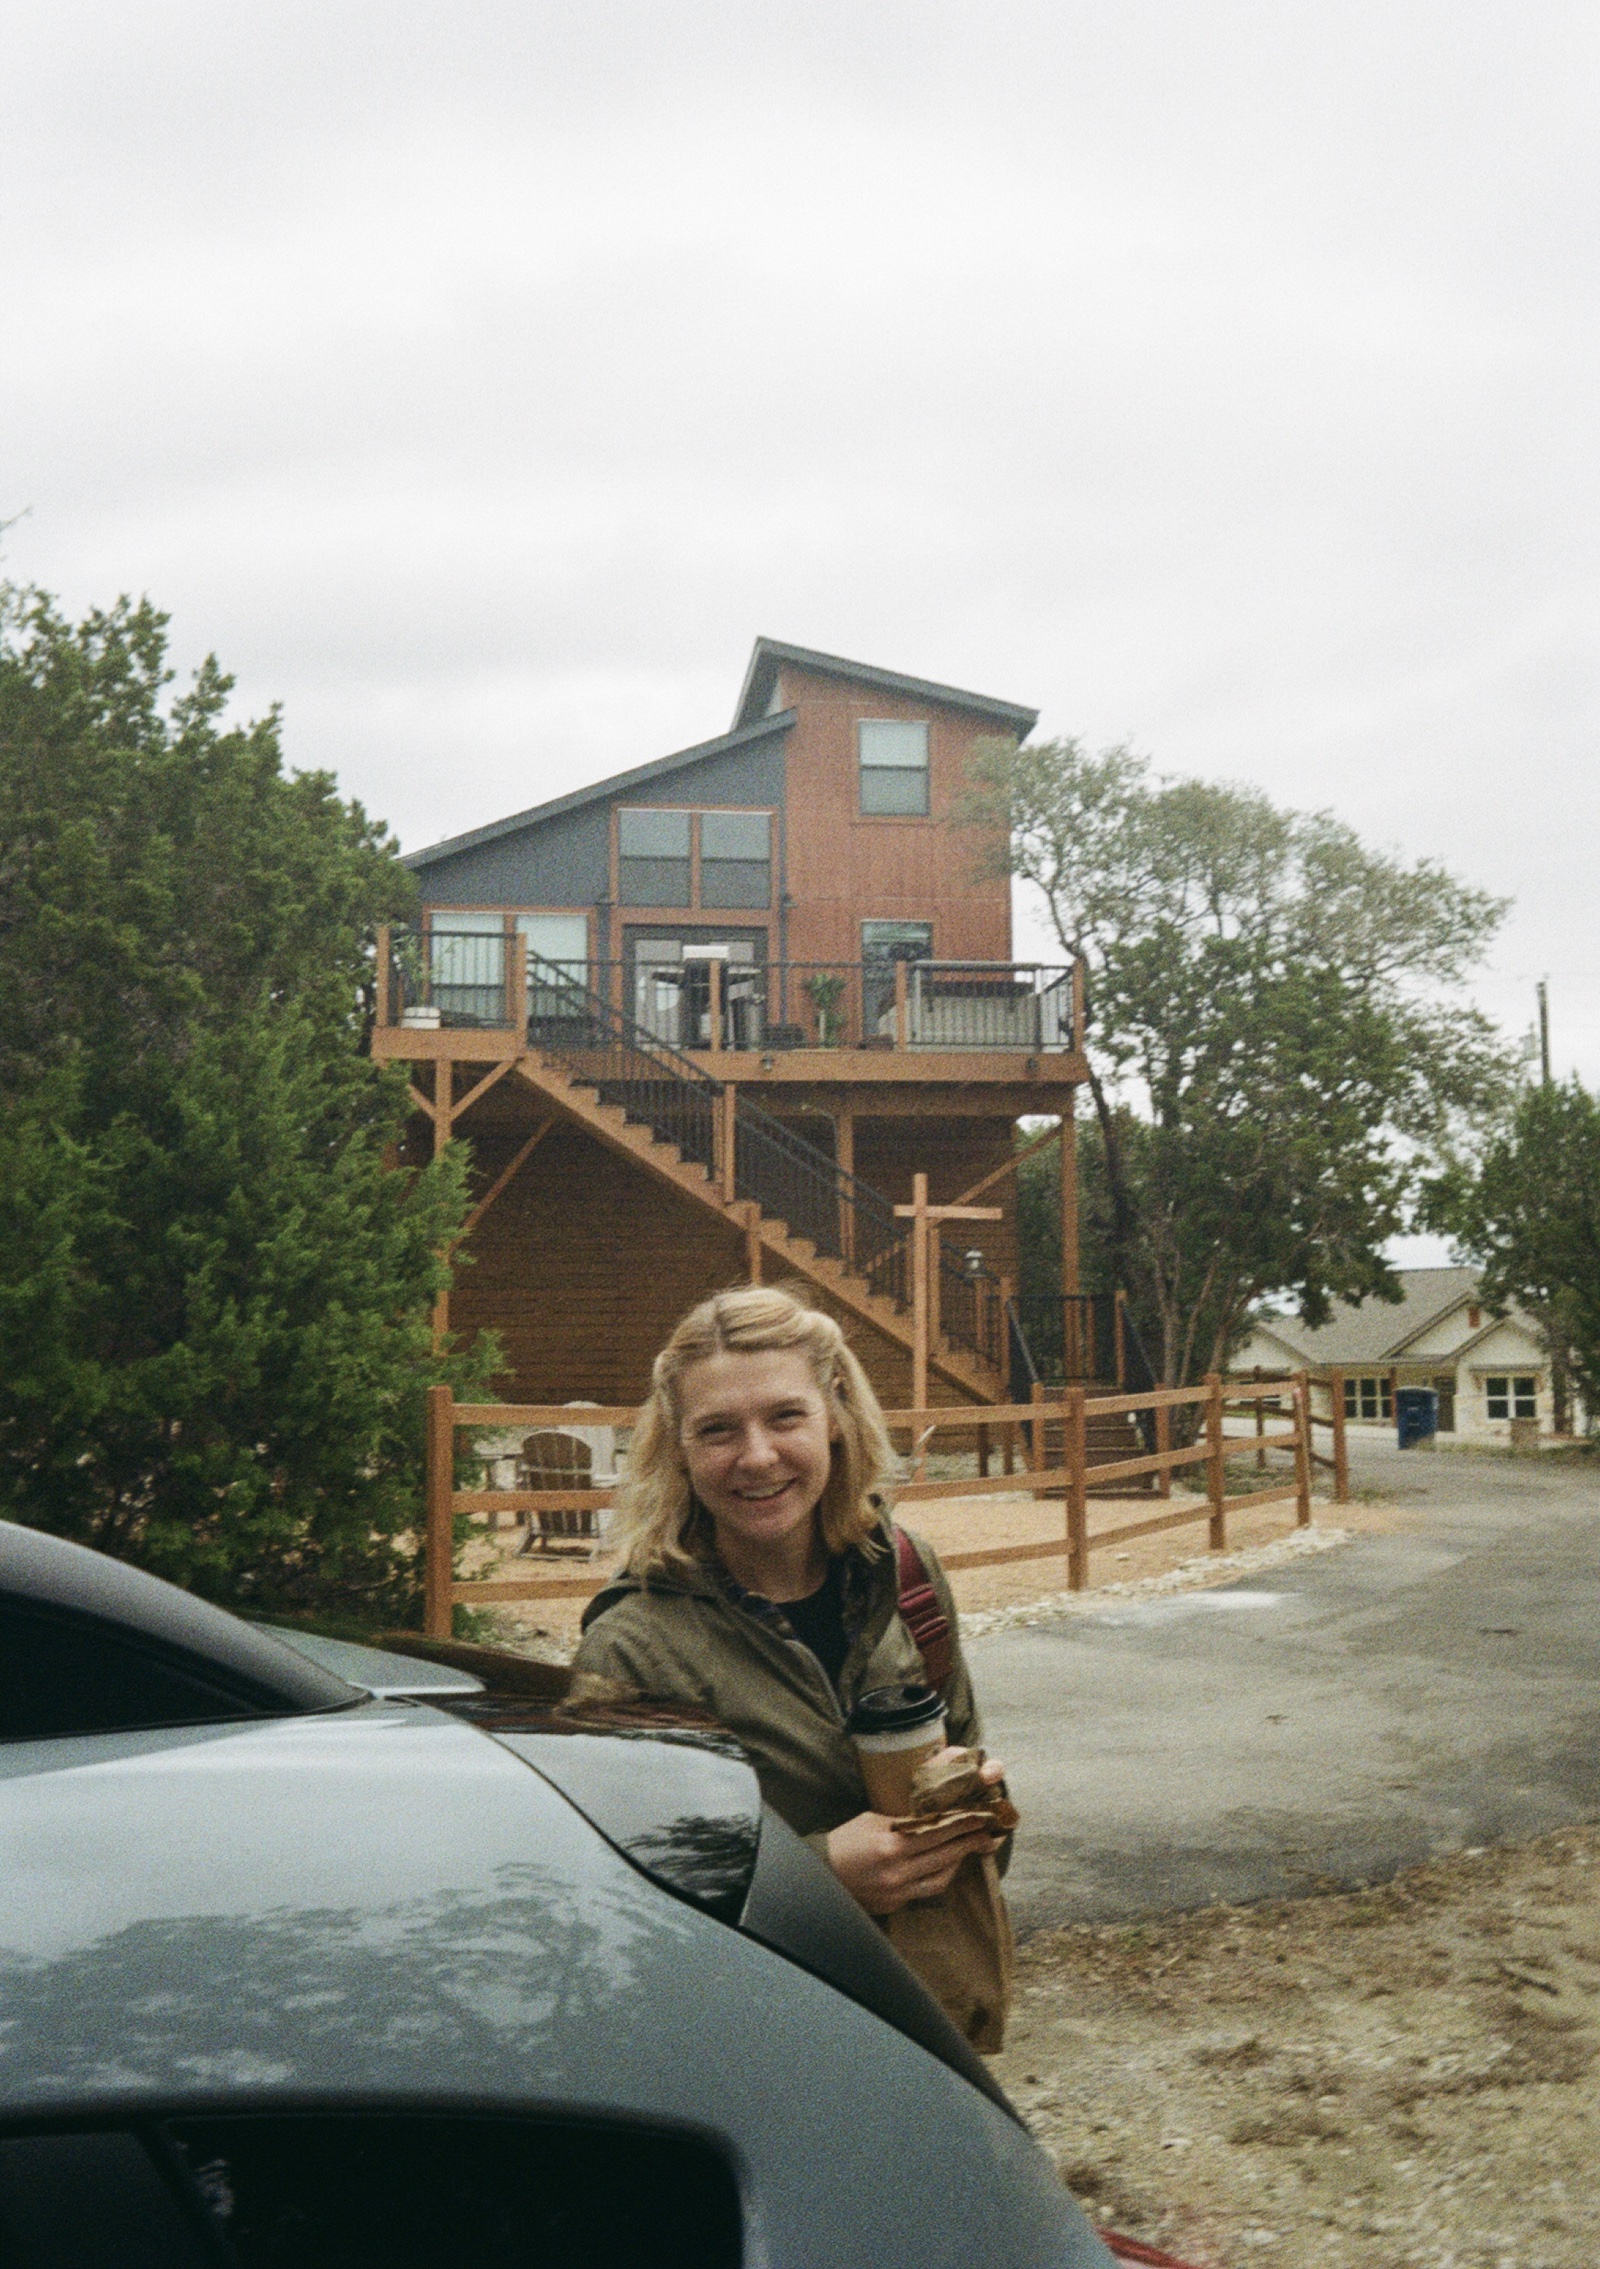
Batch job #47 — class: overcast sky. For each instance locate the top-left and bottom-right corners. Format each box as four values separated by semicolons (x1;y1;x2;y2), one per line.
5;0;1597;1154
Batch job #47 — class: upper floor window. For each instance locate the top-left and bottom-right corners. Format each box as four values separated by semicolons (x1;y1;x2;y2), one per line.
700;811;771;908
618;809;691;905
859;720;929;817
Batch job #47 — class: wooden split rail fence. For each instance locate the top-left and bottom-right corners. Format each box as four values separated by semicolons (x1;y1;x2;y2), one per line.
424;1368;1340;1637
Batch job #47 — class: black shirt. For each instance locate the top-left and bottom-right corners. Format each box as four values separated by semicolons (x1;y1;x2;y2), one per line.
780;1558;851;1695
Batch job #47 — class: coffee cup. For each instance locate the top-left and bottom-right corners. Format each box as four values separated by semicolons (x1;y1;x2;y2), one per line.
845;1683;948;1815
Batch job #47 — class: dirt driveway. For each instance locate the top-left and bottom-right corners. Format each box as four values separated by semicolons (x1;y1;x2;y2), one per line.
999;1824;1600;2268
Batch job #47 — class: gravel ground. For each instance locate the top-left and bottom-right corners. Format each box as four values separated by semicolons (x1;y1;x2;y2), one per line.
996;1825;1600;2269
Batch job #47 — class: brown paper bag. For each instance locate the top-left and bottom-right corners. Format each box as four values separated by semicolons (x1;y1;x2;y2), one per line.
879;1745;1016;2052
883;1849;1015;2054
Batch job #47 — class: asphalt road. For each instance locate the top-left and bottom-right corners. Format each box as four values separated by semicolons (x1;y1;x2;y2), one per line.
977;1437;1600;1931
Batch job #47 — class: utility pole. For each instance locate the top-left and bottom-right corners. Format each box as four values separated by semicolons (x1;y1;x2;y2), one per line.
1538;980;1551;1086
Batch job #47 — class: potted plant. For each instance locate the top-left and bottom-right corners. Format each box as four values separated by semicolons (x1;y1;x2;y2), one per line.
802;971;846;1047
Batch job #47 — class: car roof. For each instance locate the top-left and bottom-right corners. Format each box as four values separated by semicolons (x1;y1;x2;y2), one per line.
0;1521;358;1714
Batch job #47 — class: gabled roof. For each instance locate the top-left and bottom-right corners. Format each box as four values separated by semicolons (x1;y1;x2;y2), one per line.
732;637;1039;737
402;709;796;871
1256;1267;1483;1366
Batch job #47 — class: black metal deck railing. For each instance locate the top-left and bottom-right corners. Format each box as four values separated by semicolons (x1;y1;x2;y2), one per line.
521;957;1011;1369
380;926;1078;1057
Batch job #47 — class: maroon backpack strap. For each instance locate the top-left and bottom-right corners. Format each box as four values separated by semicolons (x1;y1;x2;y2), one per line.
894;1526;953;1693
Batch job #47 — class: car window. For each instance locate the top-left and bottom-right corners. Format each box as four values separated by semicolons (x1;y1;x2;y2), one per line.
0;1598;268;1739
0;2117;741;2269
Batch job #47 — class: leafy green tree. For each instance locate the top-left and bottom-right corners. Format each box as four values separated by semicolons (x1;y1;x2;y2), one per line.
962;739;1512;1384
0;587;496;1620
1427;1077;1600;1434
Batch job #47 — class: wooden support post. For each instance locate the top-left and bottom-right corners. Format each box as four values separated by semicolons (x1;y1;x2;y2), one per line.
431;1061;454;1352
1030;1379;1045;1475
1060;1089;1080;1297
909;1171;929;1419
894;958;909;1050
894;1174;1001;1419
1330;1368;1350;1503
1155;1398;1172;1498
1205;1370;1227;1552
707;954;723;1049
424;1383;455;1639
978;1422;991;1478
507;927;527;1035
836;1112;855;1266
1066;1383;1089;1591
1254;1366;1267;1470
1114;1287;1128;1388
1292;1369;1314;1526
1003;1421;1015;1476
376;924;392;1028
744;1202;762;1284
719;1083;738;1202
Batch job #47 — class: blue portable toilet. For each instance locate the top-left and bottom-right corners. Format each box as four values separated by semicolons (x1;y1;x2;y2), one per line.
1395;1386;1438;1449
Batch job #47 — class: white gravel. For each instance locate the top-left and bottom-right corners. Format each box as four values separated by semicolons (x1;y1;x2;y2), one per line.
960;1524;1353;1641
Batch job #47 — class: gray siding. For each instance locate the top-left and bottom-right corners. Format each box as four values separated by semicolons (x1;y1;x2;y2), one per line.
416;801;610;908
418;735;787;911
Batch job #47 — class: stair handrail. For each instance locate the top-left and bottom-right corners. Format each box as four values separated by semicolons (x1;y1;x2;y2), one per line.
524;957;1008;1374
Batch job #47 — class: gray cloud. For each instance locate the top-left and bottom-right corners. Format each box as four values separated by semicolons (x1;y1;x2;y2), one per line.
5;0;1597;1099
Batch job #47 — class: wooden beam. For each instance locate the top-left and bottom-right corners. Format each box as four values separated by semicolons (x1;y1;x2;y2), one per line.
453;1056;517;1115
424;1384;454;1638
949;1119;1063;1209
1061;1086;1080;1297
460;1120;553;1239
409;1085;437;1122
432;1061;453;1350
910;1171;929;1430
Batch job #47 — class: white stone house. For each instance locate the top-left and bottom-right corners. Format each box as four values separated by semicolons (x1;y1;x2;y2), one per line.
1234;1267;1567;1441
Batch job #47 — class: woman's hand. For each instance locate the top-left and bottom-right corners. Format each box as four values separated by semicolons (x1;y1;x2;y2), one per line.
824;1808;1002;1914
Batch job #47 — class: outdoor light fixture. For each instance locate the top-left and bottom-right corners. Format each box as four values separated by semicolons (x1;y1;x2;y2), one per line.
963;1248;985;1277
759;1053;775;1072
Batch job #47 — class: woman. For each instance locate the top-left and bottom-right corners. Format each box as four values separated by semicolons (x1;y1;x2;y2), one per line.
573;1285;1008;1950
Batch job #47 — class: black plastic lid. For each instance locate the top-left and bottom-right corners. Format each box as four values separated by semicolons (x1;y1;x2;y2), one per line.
844;1682;945;1736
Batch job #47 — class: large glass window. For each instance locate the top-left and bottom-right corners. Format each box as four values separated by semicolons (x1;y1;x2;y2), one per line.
699;811;771;908
515;912;588;978
428;908;505;1025
618;809;691;905
859;720;930;816
516;912;588;1024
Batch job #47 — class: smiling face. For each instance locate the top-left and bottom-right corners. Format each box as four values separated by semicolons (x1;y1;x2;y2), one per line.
676;1349;840;1574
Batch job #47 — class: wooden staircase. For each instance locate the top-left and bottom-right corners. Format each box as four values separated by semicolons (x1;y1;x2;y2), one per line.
501;981;1013;1405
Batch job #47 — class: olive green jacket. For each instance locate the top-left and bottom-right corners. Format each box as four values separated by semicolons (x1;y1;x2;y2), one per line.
572;1520;982;1842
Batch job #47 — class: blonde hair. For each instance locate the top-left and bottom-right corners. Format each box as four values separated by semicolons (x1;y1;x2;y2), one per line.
611;1285;896;1582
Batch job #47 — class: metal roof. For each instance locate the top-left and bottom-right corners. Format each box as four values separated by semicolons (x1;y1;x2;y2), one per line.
731;637;1039;736
402;708;796;871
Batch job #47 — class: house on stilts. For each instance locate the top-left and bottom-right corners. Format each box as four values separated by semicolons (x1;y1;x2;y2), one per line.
373;639;1107;1412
